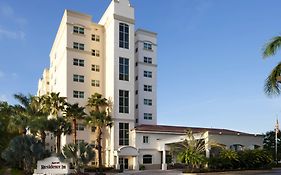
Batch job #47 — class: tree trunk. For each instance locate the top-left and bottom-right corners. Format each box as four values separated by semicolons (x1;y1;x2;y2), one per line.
73;118;77;144
97;127;103;172
56;132;61;154
41;130;46;148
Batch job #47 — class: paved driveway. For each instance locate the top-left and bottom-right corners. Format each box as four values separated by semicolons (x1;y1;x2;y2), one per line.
113;168;281;175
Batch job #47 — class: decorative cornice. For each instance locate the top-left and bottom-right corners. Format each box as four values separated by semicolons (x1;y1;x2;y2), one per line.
114;14;135;24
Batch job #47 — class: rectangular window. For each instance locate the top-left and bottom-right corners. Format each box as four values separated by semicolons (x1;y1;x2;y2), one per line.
144;113;152;120
91;80;100;87
92;50;100;57
92;34;100;42
76;124;85;131
144;99;152;106
144;71;152;78
73;58;84;67
119;57;129;81
73;42;84;50
144;85;152;92
119;123;129;145
91;65;100;72
119;90;129;113
144;42;152;50
73;26;84;34
143;136;149;143
144;57;152;64
73;91;84;98
73;74;84;83
119;23;129;49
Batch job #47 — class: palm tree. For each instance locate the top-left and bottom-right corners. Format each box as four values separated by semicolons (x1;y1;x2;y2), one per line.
40;92;70;153
47;117;72;153
41;92;66;117
171;130;221;172
60;142;95;174
64;103;86;144
263;36;281;96
86;93;112;171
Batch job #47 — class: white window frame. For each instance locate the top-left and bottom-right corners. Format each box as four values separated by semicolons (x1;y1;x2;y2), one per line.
144;113;152;120
91;80;100;87
73;91;84;98
144;85;152;92
91;65;100;72
144;99;152;106
144;56;152;64
144;71;152;78
144;42;152;50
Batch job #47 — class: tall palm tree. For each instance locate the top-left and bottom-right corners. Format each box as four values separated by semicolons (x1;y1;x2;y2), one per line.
47;117;72;153
64;103;86;144
86;93;112;170
41;92;70;153
41;92;66;117
263;36;281;96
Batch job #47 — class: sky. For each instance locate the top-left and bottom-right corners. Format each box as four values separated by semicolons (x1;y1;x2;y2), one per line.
0;0;281;134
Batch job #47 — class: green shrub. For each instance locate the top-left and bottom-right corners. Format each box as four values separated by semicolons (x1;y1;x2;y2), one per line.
139;164;145;170
238;149;273;169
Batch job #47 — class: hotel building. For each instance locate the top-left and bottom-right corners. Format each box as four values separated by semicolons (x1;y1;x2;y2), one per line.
38;0;263;170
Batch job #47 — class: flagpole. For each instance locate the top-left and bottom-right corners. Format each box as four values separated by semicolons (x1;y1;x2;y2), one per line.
275;117;279;164
275;128;278;164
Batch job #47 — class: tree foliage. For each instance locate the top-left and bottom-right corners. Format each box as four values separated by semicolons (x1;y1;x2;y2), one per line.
1;135;49;174
60;142;95;174
262;36;281;96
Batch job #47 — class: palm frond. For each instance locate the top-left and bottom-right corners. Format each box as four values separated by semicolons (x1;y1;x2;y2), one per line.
263;36;281;58
264;62;281;96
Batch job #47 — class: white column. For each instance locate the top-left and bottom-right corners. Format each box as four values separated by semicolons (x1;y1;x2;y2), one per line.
133;156;139;170
116;155;120;170
161;145;167;170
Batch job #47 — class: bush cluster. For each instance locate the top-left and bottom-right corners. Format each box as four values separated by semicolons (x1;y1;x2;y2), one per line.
208;149;273;170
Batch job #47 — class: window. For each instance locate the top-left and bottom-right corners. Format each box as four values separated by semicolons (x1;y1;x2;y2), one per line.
135;48;138;53
91;126;96;132
119;23;129;49
73;58;84;67
73;26;84;34
144;85;152;92
143;136;149;143
119;57;129;81
77;140;84;144
144;57;152;64
92;34;100;42
91;65;100;72
144;99;152;106
76;124;85;131
135;76;138;81
73;91;84;98
119;90;129;113
135;90;138;95
91;80;100;87
144;71;152;78
144;42;152;50
92;50;100;57
73;42;84;50
73;74;84;83
144;113;152;120
143;155;152;164
119;123;129;145
135;104;138;109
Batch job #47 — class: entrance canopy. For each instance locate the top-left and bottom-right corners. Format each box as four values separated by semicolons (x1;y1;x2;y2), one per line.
116;146;138;156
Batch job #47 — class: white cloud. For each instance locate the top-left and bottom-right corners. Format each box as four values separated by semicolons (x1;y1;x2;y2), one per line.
0;4;27;40
0;27;25;40
0;94;7;101
0;70;4;78
11;72;18;78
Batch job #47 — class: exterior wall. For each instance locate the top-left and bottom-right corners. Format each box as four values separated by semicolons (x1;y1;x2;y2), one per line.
135;29;157;125
99;0;136;167
209;134;263;149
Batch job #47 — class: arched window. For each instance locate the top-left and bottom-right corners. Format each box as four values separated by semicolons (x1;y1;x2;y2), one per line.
230;144;244;151
119;23;129;49
143;154;152;164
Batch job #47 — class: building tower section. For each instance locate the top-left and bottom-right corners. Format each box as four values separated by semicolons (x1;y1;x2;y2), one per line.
135;29;157;125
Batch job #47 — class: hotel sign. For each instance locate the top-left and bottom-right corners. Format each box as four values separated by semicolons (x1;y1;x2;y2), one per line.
33;156;72;175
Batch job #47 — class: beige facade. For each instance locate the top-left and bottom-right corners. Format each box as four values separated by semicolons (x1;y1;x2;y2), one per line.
37;0;263;171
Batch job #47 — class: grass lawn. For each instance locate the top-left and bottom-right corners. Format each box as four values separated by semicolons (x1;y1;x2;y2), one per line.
0;167;24;175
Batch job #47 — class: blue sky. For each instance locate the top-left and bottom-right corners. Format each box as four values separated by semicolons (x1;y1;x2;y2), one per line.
0;0;281;134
